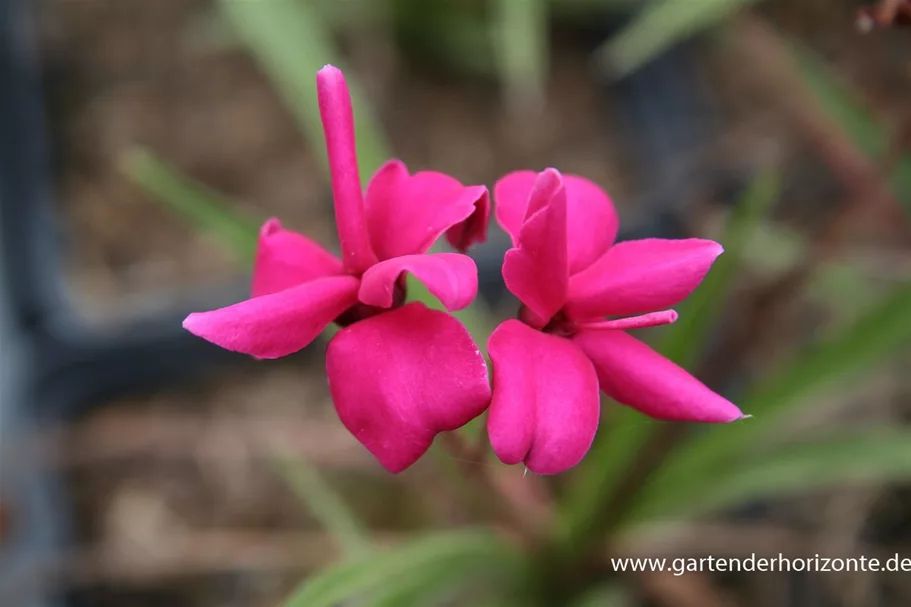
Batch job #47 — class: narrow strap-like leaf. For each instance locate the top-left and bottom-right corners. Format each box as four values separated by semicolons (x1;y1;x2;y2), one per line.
635;428;911;520
218;0;390;181
597;0;760;79
628;282;911;522
121;148;258;263
281;530;516;607
270;457;370;557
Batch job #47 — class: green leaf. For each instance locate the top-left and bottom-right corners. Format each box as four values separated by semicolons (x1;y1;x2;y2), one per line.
270;457;370;557
281;530;519;607
492;0;549;115
219;0;391;181
597;0;759;79
557;169;778;552
121;147;258;263
369;552;517;607
628;281;911;522
570;582;631;607
789;41;911;214
660;428;911;518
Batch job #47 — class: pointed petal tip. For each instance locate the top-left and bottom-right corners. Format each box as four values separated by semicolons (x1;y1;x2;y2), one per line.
444;184;491;253
317;64;342;79
260;217;282;236
541;167;563;179
181;313;198;333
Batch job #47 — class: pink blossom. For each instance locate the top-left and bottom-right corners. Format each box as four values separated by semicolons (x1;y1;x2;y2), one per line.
183;66;491;473
487;168;745;475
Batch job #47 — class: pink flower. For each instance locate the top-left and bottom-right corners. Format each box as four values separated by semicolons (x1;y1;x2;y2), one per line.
183;66;492;473
487;168;745;475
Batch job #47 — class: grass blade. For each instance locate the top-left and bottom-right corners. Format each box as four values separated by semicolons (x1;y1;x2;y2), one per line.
219;0;390;181
597;0;759;79
628;281;911;522
270;457;370;557
121;147;259;263
492;0;548;115
789;41;911;213
652;428;911;518
281;530;517;607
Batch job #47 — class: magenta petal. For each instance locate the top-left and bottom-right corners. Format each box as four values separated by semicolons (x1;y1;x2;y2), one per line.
566;238;724;319
502;169;568;327
444;185;490;253
487;320;600;475
183;276;359;359
251;219;344;298
573;329;744;422
563;175;619;274
358;253;478;311
316;65;378;274
365;161;490;259
494;171;618;274
493;170;537;244
326;303;491;473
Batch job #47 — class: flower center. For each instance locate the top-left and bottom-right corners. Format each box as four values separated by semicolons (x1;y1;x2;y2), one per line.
335;277;406;327
518;305;576;337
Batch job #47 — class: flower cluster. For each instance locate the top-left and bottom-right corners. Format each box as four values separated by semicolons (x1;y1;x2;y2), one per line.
184;66;744;475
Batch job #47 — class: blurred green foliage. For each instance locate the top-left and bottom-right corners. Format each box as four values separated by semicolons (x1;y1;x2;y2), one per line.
219;0;389;181
123;1;911;605
281;529;521;607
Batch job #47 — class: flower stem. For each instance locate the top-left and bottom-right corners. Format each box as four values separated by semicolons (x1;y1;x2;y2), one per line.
439;432;546;547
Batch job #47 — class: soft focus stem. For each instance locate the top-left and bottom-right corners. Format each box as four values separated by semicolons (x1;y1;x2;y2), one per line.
439;432;544;548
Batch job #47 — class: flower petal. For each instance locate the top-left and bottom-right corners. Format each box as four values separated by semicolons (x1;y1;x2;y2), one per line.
364;161;489;259
573;329;744;422
316;65;378;274
326;303;491;473
251;219;344;298
566;238;724;319
487;320;600;475
183;276;359;359
501;169;568;327
358;253;478;311
493;170;619;273
563;175;619;273
493;170;536;244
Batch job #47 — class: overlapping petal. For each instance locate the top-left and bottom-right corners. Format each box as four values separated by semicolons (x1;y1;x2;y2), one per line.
493;170;536;243
316;65;378;274
326;303;491;473
487;320;600;475
251;219;344;298
493;170;618;274
358;253;478;311
183;276;360;359
563;175;619;273
501;169;569;328
566;238;724;320
573;329;744;423
364;160;489;259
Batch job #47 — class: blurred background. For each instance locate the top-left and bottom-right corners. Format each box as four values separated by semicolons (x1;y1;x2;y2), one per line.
1;0;910;606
